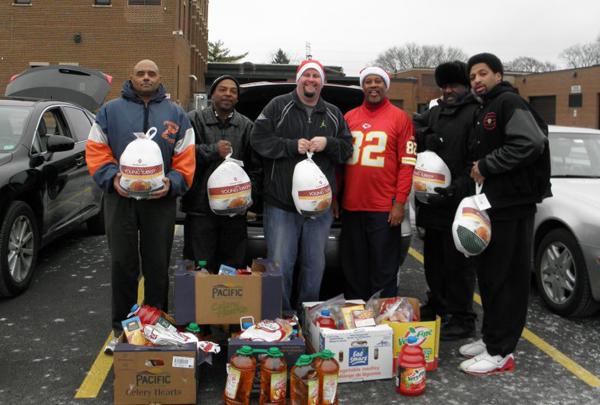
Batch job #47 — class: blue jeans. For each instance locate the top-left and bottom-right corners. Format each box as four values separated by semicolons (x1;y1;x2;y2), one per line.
263;204;333;311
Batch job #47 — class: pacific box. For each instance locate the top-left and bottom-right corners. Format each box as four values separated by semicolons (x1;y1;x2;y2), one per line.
174;258;282;325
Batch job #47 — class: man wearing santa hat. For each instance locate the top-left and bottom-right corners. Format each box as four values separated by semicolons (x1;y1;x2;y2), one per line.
251;59;353;311
341;66;416;301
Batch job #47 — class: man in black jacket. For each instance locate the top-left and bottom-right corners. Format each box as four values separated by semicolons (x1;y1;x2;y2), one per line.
182;75;260;273
413;61;477;341
459;53;550;375
251;60;353;311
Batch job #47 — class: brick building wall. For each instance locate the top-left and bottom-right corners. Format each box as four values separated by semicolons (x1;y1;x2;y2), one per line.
0;0;208;109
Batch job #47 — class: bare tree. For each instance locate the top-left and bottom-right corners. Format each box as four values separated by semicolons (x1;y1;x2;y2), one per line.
208;40;249;63
505;56;556;72
373;43;467;73
559;37;600;68
271;48;291;64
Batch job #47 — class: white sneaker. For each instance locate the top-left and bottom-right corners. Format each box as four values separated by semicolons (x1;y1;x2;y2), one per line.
459;351;515;375
459;339;486;358
104;337;119;355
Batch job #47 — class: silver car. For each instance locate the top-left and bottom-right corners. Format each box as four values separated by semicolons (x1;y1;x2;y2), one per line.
534;125;600;317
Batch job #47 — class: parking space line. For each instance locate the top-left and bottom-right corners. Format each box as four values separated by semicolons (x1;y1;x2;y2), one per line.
75;278;145;399
408;249;600;388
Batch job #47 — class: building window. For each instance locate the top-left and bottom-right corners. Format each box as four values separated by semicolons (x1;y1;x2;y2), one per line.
569;93;583;108
128;0;161;5
94;0;111;5
13;0;32;5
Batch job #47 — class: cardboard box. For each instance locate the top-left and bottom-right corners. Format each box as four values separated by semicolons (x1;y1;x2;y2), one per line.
174;259;282;325
380;297;441;371
303;301;394;383
113;337;197;404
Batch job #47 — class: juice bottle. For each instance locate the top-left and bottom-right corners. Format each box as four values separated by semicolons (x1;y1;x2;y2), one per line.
395;335;426;396
290;354;319;405
224;346;256;405
258;347;287;405
315;309;337;329
195;259;208;272
314;349;339;405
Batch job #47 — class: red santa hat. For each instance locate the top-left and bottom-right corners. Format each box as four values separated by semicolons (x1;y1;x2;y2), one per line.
359;66;390;89
296;59;326;83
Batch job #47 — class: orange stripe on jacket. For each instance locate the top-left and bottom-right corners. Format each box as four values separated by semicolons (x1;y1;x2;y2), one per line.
171;144;195;187
86;140;117;177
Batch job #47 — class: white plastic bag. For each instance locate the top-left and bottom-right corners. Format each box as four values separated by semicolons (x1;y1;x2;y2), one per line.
119;127;165;200
413;151;452;204
207;150;252;216
291;152;332;217
452;183;491;257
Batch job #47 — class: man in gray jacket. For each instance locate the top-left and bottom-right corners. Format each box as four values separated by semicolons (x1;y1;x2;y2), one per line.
182;75;260;272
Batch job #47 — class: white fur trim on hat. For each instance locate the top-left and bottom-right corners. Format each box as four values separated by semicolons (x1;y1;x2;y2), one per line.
296;61;325;83
359;67;390;89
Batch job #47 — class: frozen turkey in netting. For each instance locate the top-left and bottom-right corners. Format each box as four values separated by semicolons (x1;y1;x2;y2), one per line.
413;151;451;204
207;150;252;216
119;127;164;200
291;152;332;217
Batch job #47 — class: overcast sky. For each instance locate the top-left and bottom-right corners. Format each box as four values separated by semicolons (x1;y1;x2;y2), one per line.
208;0;600;75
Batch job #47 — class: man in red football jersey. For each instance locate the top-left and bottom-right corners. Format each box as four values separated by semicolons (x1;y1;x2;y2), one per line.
341;66;416;300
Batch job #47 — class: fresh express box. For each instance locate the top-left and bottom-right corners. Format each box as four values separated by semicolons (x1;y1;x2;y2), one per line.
113;337;197;404
380;297;441;371
303;301;394;383
174;259;282;325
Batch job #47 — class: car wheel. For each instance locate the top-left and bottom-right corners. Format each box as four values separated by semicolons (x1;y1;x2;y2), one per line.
0;201;39;297
535;228;599;317
86;203;105;235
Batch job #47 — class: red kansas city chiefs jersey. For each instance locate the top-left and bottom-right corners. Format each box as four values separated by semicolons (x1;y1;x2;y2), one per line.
342;99;416;211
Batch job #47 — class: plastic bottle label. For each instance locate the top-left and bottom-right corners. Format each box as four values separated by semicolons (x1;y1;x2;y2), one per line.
224;366;241;399
270;371;286;401
400;366;426;391
322;374;338;404
307;379;319;405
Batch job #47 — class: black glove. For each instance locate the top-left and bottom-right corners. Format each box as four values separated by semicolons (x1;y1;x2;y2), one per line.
427;185;456;207
425;133;444;152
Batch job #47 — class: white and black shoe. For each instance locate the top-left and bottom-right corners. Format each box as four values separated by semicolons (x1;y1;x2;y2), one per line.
104;336;119;355
459;339;486;358
459;351;515;375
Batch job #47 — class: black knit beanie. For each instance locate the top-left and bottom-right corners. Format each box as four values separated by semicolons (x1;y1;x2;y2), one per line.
209;75;240;98
434;61;469;87
467;53;504;76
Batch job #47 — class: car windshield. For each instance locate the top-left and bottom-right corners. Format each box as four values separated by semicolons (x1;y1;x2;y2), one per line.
549;132;600;178
0;105;32;152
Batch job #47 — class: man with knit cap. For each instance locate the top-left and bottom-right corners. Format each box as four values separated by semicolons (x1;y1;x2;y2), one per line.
413;61;477;340
458;52;551;375
341;66;416;300
251;59;353;311
182;75;260;273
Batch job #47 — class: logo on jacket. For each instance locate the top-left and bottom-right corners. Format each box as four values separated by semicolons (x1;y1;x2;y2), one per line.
161;120;179;143
483;112;497;131
320;120;327;128
362;123;372;130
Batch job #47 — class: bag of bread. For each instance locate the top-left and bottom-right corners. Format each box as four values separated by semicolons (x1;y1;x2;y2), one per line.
207;150;252;216
119;127;165;200
291;152;332;217
413;151;452;204
452;183;491;257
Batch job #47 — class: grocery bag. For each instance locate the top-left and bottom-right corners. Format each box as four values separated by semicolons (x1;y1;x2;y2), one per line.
207;149;252;216
452;183;491;257
291;152;332;217
413;150;452;204
119;127;165;200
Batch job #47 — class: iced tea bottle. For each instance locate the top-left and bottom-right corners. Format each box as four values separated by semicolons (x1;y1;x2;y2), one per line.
258;347;287;405
290;354;319;405
314;350;340;405
224;346;256;405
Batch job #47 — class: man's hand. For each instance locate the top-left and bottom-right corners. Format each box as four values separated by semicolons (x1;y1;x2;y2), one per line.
149;177;170;199
388;201;405;227
309;136;327;152
217;140;232;158
470;161;485;185
298;138;310;154
113;173;129;198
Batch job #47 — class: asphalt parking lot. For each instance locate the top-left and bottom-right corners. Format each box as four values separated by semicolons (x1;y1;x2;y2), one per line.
0;226;599;404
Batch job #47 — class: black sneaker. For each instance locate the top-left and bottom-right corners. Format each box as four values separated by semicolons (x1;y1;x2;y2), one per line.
441;318;476;341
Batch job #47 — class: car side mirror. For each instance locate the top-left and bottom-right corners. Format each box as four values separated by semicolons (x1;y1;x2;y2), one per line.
46;135;75;152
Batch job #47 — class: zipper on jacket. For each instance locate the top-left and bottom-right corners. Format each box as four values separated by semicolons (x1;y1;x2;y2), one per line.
270;160;276;181
143;104;149;132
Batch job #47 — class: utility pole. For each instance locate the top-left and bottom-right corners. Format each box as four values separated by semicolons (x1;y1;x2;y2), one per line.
305;42;312;59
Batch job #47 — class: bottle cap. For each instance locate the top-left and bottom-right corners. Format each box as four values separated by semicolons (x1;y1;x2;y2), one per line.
129;303;140;312
186;322;201;333
295;354;313;366
237;345;254;356
266;347;284;358
319;349;334;359
198;260;208;267
407;335;417;345
241;322;253;330
320;308;330;316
